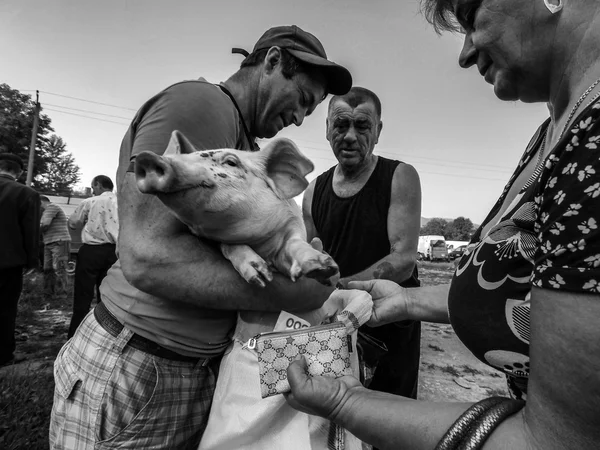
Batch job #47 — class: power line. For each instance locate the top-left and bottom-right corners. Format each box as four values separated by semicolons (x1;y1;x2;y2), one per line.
43;108;130;125
298;148;510;182
416;170;508;182
39;90;138;111
297;143;514;175
27;90;511;181
377;150;514;173
44;103;133;121
292;138;515;172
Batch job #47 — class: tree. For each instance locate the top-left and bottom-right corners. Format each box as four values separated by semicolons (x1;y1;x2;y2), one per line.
0;84;54;182
35;135;80;194
446;216;475;240
420;217;449;236
0;84;81;193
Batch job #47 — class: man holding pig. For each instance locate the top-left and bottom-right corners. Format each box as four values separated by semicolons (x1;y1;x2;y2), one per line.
49;25;352;450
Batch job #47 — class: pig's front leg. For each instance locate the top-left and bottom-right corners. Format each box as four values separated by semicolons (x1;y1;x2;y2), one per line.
220;243;274;288
283;238;339;286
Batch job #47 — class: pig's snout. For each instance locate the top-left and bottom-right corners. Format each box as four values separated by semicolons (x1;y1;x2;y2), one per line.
135;151;176;194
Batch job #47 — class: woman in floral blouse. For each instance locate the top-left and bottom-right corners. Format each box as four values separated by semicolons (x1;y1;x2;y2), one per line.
284;0;600;449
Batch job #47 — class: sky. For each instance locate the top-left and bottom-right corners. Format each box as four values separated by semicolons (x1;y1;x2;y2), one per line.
1;0;550;224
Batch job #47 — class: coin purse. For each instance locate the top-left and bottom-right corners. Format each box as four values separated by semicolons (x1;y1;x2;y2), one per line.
245;322;353;398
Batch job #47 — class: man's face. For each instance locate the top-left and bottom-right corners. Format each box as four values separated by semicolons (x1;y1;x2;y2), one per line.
255;64;327;139
91;182;101;196
40;200;49;211
326;99;382;170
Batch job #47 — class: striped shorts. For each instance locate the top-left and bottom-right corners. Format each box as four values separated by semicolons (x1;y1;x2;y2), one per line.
49;311;219;450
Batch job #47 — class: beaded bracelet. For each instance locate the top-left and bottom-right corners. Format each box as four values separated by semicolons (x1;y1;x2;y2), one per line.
435;396;526;450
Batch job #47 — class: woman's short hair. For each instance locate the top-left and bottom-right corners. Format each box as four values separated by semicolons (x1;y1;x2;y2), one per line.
421;0;461;34
92;175;114;191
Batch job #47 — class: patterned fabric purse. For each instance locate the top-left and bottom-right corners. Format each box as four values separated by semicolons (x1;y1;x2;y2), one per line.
246;322;353;398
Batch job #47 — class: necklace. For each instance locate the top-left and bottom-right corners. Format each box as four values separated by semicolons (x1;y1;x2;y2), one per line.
523;130;548;190
524;76;600;189
555;76;600;143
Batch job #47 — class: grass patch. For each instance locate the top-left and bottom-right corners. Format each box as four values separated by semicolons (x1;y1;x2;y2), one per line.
439;365;462;377
0;272;72;450
485;387;508;397
0;366;55;450
428;344;444;352
460;365;484;376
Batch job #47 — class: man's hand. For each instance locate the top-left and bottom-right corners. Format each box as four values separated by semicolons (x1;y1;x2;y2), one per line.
284;356;361;420
348;280;410;327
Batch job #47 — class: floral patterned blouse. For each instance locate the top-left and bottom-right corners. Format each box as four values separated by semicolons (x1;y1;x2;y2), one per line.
448;98;600;400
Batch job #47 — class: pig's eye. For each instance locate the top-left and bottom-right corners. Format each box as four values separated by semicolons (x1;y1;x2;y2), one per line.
223;156;239;167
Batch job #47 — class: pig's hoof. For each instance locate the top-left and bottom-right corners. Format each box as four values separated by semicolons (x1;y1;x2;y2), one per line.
248;275;266;288
305;265;339;285
242;261;273;288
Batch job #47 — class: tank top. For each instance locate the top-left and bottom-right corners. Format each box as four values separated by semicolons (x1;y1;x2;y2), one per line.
312;156;419;287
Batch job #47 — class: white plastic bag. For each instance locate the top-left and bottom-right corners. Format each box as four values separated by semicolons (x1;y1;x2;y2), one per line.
199;291;371;450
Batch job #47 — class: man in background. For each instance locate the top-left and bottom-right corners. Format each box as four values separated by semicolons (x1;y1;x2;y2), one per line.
0;153;41;366
67;174;118;338
303;87;422;424
40;196;71;298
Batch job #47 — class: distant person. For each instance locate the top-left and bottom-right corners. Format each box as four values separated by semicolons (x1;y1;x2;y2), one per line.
40;196;71;298
303;87;422;407
0;153;41;366
66;175;118;338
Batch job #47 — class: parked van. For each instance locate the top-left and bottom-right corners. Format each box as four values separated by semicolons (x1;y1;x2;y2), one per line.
418;235;449;261
445;240;469;251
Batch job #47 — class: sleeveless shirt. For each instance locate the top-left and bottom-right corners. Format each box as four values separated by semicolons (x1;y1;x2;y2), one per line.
312;156;419;287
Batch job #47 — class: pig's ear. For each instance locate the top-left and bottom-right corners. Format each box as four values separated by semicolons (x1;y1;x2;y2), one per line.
262;138;314;199
164;130;198;156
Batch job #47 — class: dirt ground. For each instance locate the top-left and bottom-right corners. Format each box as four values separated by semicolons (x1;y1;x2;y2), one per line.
2;263;507;403
416;261;507;402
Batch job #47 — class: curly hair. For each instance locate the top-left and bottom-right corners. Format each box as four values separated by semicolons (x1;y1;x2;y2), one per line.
421;0;462;34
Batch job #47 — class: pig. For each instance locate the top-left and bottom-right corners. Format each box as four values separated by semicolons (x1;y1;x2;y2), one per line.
133;130;338;287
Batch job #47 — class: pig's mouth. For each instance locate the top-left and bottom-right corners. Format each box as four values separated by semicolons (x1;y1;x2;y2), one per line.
160;180;215;195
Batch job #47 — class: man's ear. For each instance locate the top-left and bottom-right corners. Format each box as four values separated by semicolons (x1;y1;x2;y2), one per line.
375;120;383;145
264;46;282;74
325;118;333;144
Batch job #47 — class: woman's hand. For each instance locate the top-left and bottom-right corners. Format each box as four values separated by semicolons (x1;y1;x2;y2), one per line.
284;356;362;420
348;280;410;327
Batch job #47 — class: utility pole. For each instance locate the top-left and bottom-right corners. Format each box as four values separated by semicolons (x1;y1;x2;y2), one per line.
26;90;40;187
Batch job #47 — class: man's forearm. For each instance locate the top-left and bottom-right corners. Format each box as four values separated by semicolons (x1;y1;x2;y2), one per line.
405;283;451;323
340;253;416;286
120;232;334;312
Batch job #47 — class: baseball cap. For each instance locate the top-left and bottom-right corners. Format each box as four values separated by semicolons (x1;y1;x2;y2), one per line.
237;25;352;96
0;153;24;170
